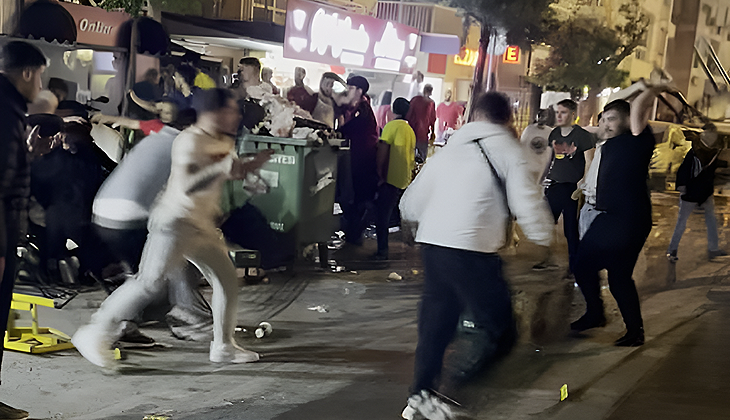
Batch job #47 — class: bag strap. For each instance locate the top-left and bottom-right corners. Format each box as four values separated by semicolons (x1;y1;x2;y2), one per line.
474;140;512;217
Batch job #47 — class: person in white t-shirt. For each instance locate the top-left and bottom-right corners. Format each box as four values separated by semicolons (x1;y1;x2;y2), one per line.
519;108;554;185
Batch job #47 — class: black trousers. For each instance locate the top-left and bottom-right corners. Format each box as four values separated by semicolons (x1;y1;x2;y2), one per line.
0;206;22;383
574;214;650;333
411;244;514;395
374;183;403;256
546;182;579;272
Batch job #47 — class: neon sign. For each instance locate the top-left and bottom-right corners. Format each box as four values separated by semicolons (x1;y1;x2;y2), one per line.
284;0;418;73
454;48;478;66
503;46;520;64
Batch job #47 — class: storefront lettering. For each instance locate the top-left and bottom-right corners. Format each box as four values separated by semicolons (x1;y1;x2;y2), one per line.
269;154;296;165
78;18;114;35
309;9;370;62
454;48;478;66
284;0;418;73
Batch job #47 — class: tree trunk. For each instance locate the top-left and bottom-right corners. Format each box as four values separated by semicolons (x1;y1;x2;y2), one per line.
466;22;492;122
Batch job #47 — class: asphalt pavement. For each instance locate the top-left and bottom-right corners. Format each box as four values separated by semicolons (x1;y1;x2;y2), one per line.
2;191;730;419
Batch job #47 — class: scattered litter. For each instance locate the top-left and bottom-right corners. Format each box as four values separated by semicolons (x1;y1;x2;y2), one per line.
343;288;350;295
387;272;402;281
308;305;329;313
411;269;419;275
143;416;170;420
331;266;346;272
348;281;354;283
350;271;358;274
560;384;568;401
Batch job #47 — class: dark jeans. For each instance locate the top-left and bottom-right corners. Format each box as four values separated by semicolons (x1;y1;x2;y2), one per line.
374;183;403;256
546;182;579;272
90;224;148;275
574;214;649;333
0;206;22;382
412;244;515;395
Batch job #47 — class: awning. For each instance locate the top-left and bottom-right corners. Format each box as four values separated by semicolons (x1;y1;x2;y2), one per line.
419;33;460;55
117;17;170;55
18;0;77;44
161;11;285;45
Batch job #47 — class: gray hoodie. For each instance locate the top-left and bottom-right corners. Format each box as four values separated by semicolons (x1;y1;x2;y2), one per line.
400;120;553;253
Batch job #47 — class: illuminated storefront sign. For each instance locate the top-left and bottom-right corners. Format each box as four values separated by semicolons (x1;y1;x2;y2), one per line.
58;2;129;47
503;45;520;64
454;47;478;66
284;0;419;73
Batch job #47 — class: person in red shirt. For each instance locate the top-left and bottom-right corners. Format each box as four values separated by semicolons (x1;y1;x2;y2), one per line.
435;89;464;143
406;83;436;160
286;67;316;113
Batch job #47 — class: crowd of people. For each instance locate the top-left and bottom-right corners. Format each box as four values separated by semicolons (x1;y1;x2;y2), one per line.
0;38;717;420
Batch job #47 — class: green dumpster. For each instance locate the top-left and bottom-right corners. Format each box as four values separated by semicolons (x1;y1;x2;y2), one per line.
223;134;339;248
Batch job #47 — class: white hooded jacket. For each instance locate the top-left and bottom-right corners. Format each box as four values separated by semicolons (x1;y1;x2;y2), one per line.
399;120;553;253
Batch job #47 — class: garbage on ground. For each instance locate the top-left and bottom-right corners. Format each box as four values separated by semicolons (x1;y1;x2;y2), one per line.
308;305;329;313
411;269;419;275
331;266;346;272
387;272;403;281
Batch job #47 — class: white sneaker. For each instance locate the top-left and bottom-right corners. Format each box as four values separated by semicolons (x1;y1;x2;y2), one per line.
209;341;260;363
402;390;456;420
72;324;115;368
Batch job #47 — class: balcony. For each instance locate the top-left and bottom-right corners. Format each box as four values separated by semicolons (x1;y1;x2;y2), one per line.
375;1;434;33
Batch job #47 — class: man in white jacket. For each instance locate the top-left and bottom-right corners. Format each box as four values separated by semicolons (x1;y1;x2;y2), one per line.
73;89;273;368
399;92;553;419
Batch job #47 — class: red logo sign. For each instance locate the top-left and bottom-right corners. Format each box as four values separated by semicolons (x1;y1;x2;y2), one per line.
503;46;520;64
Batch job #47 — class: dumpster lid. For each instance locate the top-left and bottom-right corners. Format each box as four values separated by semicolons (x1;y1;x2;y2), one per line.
242;134;313;147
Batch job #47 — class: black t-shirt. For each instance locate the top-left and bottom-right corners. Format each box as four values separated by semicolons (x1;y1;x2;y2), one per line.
547;125;596;184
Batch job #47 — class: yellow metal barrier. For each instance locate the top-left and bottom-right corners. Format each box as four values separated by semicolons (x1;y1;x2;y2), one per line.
4;293;74;354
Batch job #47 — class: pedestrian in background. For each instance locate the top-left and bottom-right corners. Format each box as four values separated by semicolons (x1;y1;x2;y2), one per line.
0;40;48;420
572;77;673;347
519;108;555;186
667;123;728;263
406;83;436;161
399;92;553;419
373;97;416;260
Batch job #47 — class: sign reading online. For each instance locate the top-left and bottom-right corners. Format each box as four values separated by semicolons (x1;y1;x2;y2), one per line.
58;2;129;47
284;0;419;73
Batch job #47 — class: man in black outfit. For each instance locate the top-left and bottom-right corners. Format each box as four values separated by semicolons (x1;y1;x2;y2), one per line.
0;40;48;420
570;78;671;347
534;99;595;275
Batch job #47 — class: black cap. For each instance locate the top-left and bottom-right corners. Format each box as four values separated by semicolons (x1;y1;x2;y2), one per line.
346;75;369;95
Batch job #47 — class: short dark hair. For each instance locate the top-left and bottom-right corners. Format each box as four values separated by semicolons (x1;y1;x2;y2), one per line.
175;64;197;87
473;92;511;125
173;107;197;129
556;99;577;113
603;99;630;118
193;88;235;114
1;41;47;72
423;84;433;95
239;57;261;72
48;77;69;94
392;97;410;117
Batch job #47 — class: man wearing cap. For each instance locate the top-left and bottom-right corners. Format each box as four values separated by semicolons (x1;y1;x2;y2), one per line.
337;75;379;245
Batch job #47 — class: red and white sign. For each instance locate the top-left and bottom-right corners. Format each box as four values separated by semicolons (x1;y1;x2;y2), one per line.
284;0;419;73
503;46;520;64
58;2;129;47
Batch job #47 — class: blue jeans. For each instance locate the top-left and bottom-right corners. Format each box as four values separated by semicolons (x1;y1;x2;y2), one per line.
411;244;515;394
667;196;720;255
